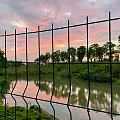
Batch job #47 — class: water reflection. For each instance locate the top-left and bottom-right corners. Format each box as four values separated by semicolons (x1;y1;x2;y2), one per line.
5;76;120;120
34;77;120;114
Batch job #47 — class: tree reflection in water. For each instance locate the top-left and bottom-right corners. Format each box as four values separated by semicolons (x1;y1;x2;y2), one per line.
34;75;120;114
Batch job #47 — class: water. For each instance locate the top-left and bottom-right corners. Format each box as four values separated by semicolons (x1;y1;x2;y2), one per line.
4;76;120;120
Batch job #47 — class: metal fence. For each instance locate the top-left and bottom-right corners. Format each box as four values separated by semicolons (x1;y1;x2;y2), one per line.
0;12;120;120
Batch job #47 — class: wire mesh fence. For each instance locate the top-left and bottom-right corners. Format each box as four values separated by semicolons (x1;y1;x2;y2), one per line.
0;12;120;120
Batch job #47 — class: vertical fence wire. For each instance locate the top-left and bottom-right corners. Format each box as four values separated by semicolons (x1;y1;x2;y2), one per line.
10;29;17;120
35;26;42;120
22;28;29;120
4;31;7;120
86;16;91;120
50;23;55;120
109;12;113;120
67;20;72;120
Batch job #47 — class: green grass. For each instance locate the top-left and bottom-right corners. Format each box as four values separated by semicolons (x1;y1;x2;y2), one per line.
0;105;57;120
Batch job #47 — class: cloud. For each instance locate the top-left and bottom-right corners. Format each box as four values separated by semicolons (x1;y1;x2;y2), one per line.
10;20;27;28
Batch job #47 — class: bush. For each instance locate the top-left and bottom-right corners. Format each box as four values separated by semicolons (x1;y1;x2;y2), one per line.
77;70;110;82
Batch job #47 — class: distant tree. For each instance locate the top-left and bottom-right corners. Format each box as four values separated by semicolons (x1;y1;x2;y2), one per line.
40;54;47;64
117;35;120;51
118;35;120;43
7;60;23;67
90;44;99;62
35;52;50;65
34;58;39;62
87;44;99;62
60;51;68;62
115;35;120;61
103;42;116;59
51;50;60;63
77;46;86;62
0;49;5;68
96;47;105;61
88;46;94;62
67;47;76;62
45;53;50;63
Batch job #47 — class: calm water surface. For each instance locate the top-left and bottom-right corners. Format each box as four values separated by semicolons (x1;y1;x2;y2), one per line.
4;77;120;120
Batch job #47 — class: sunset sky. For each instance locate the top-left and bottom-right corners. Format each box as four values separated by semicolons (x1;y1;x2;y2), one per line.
0;0;120;61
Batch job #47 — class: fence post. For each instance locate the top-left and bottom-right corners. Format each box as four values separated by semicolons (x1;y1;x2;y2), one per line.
109;12;113;120
35;26;42;120
67;20;72;120
86;16;91;120
50;23;55;120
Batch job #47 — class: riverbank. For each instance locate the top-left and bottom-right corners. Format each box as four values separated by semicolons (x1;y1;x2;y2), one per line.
1;62;120;84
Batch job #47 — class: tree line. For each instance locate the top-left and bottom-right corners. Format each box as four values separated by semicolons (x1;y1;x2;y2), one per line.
35;36;120;64
0;49;23;68
0;35;120;66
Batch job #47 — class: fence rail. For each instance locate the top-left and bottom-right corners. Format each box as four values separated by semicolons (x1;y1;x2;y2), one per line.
0;12;120;120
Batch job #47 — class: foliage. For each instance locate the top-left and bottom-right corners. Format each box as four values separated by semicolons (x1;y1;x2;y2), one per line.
103;42;116;58
7;60;23;67
60;51;68;62
35;52;50;64
67;47;76;62
96;46;105;61
89;43;99;61
51;50;60;63
77;46;86;62
0;49;5;68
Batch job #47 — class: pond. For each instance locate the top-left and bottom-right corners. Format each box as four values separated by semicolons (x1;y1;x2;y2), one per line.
4;76;120;120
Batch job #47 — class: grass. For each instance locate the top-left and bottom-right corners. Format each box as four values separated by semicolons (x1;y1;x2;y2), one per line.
0;105;57;120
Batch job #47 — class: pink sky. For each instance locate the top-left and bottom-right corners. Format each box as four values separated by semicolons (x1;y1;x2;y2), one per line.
0;0;120;61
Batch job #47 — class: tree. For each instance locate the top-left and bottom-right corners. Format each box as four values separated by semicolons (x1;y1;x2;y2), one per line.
35;52;50;65
103;42;116;59
77;46;86;62
118;35;120;43
35;54;47;65
115;35;120;61
90;44;99;62
34;58;39;62
88;46;94;62
87;44;99;62
45;53;50;63
117;35;120;51
7;60;23;67
96;47;105;61
60;51;68;62
51;50;60;63
40;54;47;64
0;49;5;68
67;47;76;62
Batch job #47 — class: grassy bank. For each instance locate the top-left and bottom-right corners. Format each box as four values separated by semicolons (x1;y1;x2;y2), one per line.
1;62;120;83
0;105;56;120
5;62;119;83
